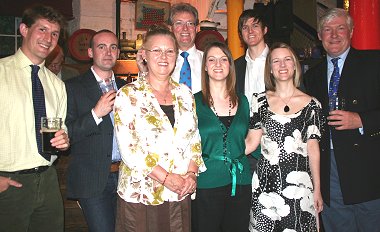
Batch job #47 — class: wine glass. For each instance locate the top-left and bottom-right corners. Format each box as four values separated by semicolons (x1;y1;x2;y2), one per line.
329;96;345;128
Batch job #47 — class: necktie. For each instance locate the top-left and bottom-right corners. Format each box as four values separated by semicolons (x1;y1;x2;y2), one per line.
179;51;191;89
101;79;121;162
328;58;341;110
31;65;49;161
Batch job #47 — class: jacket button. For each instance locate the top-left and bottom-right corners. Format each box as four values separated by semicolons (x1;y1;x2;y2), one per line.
352;99;358;104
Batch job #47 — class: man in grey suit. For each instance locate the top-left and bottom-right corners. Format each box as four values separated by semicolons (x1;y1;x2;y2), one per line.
65;29;126;232
46;44;80;81
304;8;380;232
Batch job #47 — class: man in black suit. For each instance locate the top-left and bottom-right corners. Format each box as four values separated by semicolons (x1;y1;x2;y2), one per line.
304;8;380;232
65;29;126;232
234;9;268;173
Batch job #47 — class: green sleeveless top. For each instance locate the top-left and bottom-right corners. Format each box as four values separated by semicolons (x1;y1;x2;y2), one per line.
195;92;252;191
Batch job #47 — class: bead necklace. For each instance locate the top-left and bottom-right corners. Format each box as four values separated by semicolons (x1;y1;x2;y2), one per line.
210;96;232;163
210;96;232;117
278;88;295;113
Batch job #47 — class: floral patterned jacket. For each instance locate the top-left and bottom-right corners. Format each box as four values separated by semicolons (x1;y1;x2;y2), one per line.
114;76;206;205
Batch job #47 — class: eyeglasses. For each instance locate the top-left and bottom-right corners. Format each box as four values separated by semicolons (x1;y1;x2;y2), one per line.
145;48;177;57
173;21;196;29
206;56;229;65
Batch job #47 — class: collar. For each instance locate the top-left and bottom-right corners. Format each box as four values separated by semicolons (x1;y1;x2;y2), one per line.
327;47;350;65
15;48;46;70
90;66;115;82
179;44;197;56
245;44;269;62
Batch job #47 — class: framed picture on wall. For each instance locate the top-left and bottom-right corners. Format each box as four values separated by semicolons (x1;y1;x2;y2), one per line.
135;0;170;30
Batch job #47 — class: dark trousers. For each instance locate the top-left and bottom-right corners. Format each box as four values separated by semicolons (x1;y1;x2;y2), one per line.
322;150;380;232
0;166;64;232
78;172;118;232
192;184;251;232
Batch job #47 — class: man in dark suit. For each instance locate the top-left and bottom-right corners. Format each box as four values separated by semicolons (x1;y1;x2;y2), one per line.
304;8;380;232
234;9;268;173
65;29;126;232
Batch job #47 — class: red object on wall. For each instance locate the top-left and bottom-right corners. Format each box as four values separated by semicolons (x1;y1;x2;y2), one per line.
350;0;380;50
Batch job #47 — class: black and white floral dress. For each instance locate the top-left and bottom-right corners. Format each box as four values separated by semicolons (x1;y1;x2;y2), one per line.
249;92;325;232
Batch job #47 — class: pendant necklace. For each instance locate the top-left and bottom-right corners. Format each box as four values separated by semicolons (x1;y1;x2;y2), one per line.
278;88;295;113
150;83;171;103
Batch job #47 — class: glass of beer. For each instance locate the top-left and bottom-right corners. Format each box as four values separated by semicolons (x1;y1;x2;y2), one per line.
98;78;114;94
41;117;62;154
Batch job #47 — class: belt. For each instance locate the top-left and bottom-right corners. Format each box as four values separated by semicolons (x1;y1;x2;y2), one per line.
1;166;49;175
110;161;121;172
202;153;245;197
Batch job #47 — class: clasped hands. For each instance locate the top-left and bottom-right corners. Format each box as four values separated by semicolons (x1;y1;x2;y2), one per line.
164;172;197;199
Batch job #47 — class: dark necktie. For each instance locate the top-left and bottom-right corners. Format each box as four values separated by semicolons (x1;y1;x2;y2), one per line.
31;65;49;161
179;51;191;89
328;58;341;110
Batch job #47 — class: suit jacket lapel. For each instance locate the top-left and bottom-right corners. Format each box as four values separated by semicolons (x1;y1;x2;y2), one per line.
339;47;357;97
81;70;102;104
316;60;330;114
79;70;113;129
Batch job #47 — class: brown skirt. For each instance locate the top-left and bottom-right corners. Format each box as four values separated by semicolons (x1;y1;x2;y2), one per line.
115;196;191;232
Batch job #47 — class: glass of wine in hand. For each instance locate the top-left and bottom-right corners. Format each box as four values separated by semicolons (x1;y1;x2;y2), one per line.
329;96;345;128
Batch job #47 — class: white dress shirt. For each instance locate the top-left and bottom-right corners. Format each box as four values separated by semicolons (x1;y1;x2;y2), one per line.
244;44;269;107
172;45;203;94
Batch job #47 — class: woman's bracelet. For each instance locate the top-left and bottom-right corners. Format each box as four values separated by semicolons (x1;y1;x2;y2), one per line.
186;171;198;176
162;172;170;185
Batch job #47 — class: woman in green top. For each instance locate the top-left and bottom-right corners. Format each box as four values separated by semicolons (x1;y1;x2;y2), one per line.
192;41;252;232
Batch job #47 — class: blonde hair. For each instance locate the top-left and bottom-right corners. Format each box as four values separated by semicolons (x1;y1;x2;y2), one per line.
264;42;302;91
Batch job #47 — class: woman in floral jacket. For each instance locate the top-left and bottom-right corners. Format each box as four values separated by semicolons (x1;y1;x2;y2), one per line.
114;25;206;232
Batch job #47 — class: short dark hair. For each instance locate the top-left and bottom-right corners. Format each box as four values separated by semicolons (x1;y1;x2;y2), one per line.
22;4;66;30
169;3;199;26
201;41;238;108
238;9;267;41
89;29;118;48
